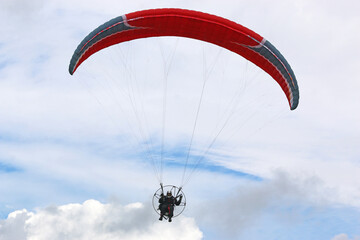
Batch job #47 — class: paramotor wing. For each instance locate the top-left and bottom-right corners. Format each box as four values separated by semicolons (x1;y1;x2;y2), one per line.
69;8;299;110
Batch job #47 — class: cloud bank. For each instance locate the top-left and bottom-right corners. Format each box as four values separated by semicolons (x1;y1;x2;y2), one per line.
0;200;203;240
192;171;360;239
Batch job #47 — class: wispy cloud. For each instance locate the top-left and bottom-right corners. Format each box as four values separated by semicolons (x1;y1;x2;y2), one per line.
0;162;21;173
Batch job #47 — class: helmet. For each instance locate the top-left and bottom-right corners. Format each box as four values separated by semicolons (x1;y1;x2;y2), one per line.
166;191;172;197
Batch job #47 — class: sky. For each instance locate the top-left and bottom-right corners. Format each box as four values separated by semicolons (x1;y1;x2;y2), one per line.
0;0;360;239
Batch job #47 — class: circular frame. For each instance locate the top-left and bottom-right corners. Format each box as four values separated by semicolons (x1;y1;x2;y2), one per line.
152;185;186;218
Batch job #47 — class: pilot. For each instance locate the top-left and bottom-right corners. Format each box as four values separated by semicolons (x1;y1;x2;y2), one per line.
158;191;182;222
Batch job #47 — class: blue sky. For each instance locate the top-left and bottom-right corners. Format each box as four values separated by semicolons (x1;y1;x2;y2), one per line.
1;0;360;239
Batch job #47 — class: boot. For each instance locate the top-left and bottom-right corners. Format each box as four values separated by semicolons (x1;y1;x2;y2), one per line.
168;218;172;222
159;215;163;221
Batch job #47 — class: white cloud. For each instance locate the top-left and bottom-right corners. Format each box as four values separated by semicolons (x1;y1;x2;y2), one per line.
0;200;203;240
332;233;360;240
0;209;31;240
